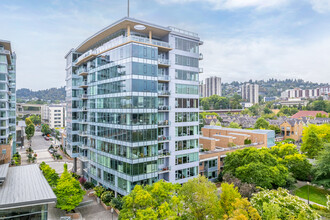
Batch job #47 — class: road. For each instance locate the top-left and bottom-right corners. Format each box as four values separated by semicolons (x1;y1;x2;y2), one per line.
19;131;73;173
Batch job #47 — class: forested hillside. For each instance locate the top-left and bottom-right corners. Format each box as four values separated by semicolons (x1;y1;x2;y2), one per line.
17;87;65;102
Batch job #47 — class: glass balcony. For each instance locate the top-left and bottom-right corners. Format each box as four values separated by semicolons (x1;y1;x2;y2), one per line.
199;68;203;73
158;75;170;81
158;58;170;66
158;166;171;173
158;135;170;142
74;35;171;65
80;94;88;99
158;120;170;126
158;90;171;96
158;149;171;157
199;53;203;60
158;105;170;111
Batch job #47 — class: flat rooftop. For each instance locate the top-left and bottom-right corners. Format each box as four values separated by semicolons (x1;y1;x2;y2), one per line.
204;126;273;135
0;164;56;209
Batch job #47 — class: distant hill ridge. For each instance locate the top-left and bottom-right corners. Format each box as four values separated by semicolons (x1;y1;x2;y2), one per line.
17;87;65;102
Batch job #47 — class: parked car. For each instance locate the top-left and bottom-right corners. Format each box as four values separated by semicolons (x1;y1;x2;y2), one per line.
44;136;49;141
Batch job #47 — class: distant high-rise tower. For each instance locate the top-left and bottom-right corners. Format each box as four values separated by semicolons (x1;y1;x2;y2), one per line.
241;83;259;104
200;76;221;97
65;17;202;196
0;40;16;164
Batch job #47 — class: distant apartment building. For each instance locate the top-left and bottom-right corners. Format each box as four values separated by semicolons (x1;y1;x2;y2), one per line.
279;98;308;107
0;40;16;164
48;105;66;128
199;126;275;181
65;17;202;196
241;83;259;104
264;97;276;102
41;104;66;128
281;87;330;100
199;76;221;97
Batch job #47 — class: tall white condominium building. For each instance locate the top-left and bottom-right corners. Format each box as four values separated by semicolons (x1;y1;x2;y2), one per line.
0;40;16;160
241;83;259;104
48;105;66;129
202;76;221;97
65;17;202;196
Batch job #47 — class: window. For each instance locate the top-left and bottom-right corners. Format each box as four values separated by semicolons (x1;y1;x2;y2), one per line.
175;37;199;53
175;126;198;137
175;55;198;67
175;167;198;180
175;69;198;81
175;84;198;95
175;153;198;165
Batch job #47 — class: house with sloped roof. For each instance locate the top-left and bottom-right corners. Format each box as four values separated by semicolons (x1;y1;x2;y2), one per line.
291;111;328;119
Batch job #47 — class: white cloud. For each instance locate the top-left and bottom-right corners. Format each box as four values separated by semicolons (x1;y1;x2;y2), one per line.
308;0;330;13
200;36;330;83
156;0;290;10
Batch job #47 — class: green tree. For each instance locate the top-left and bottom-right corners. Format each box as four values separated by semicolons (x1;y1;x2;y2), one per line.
39;162;59;187
301;130;323;158
282;154;312;181
41;124;51;135
251;188;319;220
25;124;35;146
313;143;330;187
223;147;290;189
269;125;280;135
270;144;299;159
228;122;241;129
220;182;241;217
263;107;272;114
54;164;85;212
29;115;41;125
254;118;269;129
226;198;261;220
180;175;219;220
119;180;182;219
25;117;33;126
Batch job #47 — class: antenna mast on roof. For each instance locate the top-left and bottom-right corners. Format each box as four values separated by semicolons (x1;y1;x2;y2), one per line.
127;0;130;17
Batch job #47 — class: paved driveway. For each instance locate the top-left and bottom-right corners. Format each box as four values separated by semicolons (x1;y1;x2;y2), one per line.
19;132;73;173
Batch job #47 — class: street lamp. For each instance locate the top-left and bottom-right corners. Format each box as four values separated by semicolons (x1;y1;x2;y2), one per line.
307;182;310;205
111;207;114;220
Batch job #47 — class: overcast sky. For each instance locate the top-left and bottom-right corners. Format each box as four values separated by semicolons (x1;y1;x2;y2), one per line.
1;0;330;90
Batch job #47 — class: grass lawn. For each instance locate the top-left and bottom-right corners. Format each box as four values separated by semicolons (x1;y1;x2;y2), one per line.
294;185;329;206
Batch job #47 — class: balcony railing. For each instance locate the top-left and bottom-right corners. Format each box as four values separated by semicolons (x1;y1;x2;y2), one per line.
158;75;170;81
158;120;170;126
158;150;171;157
79;81;88;87
80;94;88;99
158;135;171;141
0;49;10;55
158;105;170;111
158;58;170;66
158;90;171;96
158;166;171;172
74;35;171;65
199;53;203;60
199;68;203;73
79;131;88;136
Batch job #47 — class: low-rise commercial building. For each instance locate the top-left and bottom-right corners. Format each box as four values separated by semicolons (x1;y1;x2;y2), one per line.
199;126;275;181
0;164;57;219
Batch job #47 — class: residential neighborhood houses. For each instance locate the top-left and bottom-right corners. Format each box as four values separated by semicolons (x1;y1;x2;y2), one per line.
1;1;330;220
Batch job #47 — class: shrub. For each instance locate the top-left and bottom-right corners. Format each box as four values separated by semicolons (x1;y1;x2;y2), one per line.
78;177;86;185
83;181;94;190
58;155;62;159
244;139;252;145
111;197;123;210
94;185;105;198
101;191;114;205
71;172;81;180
